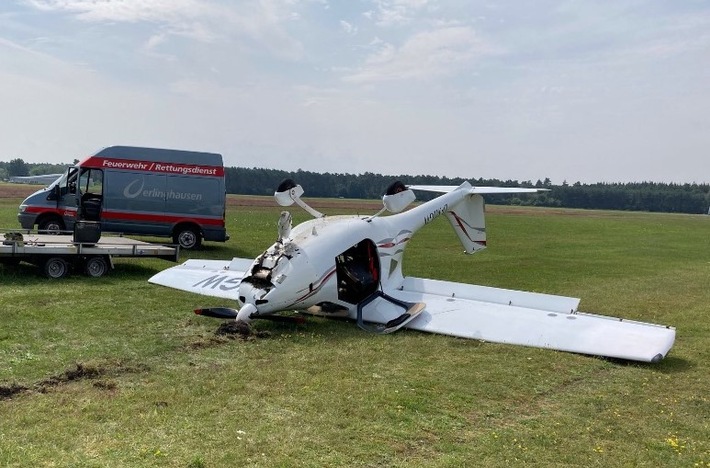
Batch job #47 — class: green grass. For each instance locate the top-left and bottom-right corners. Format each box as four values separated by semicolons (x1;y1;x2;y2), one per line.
1;195;709;467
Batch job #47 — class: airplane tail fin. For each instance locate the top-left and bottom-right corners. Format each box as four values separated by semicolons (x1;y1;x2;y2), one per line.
446;193;487;254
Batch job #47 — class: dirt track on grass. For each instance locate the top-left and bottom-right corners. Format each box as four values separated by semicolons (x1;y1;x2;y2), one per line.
0;183;386;211
0;361;148;400
0;182;621;218
0;183;38;199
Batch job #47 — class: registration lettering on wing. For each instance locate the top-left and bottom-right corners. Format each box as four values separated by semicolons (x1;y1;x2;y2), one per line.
193;274;240;291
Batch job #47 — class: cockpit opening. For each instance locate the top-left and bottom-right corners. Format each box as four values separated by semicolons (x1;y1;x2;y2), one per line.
336;239;380;304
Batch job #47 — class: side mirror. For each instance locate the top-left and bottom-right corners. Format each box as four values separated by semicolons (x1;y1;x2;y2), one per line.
47;184;61;201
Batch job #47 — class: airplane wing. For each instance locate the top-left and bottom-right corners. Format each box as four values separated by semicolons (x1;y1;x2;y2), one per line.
409;185;546;194
148;257;253;300
360;277;675;363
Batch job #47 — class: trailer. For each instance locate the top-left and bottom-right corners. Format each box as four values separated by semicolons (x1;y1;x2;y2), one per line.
1;231;179;278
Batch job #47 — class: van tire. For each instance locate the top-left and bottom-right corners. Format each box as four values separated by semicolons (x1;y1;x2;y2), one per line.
43;257;70;279
38;216;65;234
174;226;202;250
84;256;109;278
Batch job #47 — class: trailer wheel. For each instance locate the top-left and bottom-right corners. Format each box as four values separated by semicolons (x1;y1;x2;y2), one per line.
84;256;109;278
173;226;202;250
43;257;70;279
38;216;65;234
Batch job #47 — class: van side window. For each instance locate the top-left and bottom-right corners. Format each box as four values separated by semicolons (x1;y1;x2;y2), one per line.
78;168;104;221
67;167;78;194
80;169;103;198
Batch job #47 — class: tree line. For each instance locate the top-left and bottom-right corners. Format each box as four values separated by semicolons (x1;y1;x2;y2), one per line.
0;159;67;180
2;159;709;214
225;167;710;214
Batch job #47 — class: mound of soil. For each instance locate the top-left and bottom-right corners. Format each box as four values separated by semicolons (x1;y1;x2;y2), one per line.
0;382;26;400
215;321;271;339
0;360;148;401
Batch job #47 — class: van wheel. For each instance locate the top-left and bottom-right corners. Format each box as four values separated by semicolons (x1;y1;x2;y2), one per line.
43;257;70;279
84;256;109;278
38;217;65;234
174;227;202;249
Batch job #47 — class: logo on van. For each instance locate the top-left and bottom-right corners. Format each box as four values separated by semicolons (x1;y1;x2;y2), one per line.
122;177;204;201
123;178;145;199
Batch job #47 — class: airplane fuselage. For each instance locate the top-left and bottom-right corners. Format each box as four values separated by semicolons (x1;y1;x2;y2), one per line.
237;184;474;319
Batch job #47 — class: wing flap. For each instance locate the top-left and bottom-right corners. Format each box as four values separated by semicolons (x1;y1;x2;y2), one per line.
362;277;674;362
148;257;253;300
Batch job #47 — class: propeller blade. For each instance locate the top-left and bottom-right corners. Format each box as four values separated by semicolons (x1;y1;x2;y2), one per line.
194;307;239;319
258;314;307;325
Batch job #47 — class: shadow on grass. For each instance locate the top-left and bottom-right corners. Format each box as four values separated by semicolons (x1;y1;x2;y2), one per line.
600;354;691;372
0;260;167;285
130;236;256;261
654;355;693;374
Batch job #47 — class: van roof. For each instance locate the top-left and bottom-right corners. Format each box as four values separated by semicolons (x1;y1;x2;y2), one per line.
87;146;223;166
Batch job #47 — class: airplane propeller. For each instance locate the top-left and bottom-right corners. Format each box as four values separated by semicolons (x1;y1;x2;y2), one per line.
194;307;239;319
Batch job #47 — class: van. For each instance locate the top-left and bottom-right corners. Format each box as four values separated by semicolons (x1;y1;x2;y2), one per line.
18;146;229;249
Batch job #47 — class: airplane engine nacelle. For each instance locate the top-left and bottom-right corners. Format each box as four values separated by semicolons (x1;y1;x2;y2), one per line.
274;179;303;207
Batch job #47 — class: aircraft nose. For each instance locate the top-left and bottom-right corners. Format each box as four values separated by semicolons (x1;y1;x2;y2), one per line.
238;281;268;309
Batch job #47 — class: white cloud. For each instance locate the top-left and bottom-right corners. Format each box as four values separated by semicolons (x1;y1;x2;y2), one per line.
368;0;432;27
340;20;357;35
343;26;498;83
3;1;710;183
24;0;209;23
22;0;305;59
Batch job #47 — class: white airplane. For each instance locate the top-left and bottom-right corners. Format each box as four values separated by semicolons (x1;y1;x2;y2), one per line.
149;180;675;363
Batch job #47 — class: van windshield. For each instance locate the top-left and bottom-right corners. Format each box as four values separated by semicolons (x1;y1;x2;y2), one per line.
47;172;67;190
46;166;78;194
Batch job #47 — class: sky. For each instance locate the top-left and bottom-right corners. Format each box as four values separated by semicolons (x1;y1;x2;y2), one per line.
1;1;709;184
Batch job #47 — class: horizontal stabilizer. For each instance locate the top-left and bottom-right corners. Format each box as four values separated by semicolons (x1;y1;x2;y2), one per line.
148;257;253;300
363;277;674;363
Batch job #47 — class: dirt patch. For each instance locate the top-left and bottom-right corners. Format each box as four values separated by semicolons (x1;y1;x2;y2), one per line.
0;360;149;401
0;382;26;400
215;320;272;340
0;184;602;217
487;205;646;219
39;361;102;387
227;194;383;212
185;321;272;350
0;184;381;211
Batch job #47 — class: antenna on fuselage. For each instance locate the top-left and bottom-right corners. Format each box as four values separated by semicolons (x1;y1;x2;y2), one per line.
274;179;324;218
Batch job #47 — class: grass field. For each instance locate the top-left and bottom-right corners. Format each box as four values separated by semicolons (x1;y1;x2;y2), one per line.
1;183;709;467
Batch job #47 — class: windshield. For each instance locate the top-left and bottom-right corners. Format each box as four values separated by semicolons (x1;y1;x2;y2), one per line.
47;165;79;190
46;172;67;190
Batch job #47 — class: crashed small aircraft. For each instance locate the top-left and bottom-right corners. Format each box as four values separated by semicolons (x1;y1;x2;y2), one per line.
149;180;675;363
